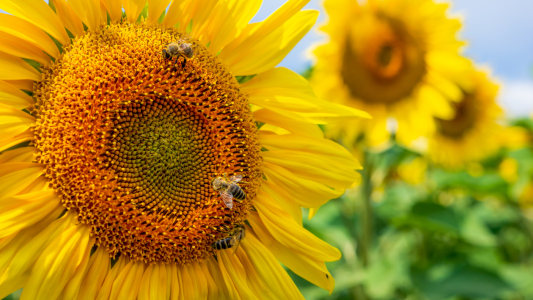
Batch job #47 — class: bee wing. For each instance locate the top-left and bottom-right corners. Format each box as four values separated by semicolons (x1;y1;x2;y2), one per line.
231;235;242;256
229;174;243;183
220;190;234;209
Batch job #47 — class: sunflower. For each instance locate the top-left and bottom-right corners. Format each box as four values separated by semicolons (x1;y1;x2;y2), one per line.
426;69;503;169
0;0;369;298
312;0;471;148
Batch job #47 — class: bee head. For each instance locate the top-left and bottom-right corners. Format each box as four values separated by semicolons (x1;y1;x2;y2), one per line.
212;177;226;190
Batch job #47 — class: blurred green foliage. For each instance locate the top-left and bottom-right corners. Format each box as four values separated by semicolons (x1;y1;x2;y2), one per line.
290;118;533;300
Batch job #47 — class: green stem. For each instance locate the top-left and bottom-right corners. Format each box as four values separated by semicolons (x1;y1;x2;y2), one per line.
360;161;374;267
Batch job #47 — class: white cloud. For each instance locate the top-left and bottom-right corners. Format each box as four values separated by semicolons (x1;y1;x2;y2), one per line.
499;80;533;118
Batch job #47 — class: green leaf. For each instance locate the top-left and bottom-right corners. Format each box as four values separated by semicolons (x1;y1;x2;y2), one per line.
431;169;508;198
460;210;498;247
413;264;512;299
394;202;461;234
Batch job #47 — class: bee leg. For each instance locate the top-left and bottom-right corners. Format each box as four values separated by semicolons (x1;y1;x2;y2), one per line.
162;49;168;60
181;58;187;69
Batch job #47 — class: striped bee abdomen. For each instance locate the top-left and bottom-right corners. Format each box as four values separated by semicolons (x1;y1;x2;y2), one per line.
228;184;246;200
212;237;235;250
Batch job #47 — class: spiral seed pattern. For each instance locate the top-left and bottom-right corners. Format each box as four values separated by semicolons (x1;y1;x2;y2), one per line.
32;22;262;263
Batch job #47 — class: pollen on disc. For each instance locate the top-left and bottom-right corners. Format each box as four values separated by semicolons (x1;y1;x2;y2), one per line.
32;21;262;264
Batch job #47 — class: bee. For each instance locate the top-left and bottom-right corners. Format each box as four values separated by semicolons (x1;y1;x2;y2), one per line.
212;224;246;255
211;173;245;209
162;38;194;68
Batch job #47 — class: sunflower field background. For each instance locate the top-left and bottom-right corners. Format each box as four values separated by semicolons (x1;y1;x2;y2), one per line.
1;0;533;299
282;0;533;299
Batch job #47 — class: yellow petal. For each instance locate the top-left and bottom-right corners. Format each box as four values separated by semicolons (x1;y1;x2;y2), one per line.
260;133;362;168
0;14;60;59
240;231;305;300
147;0;172;24
263;162;345;208
151;264;168;300
67;0;101;32
109;261;145;300
221;0;310;55
0;80;34;110
231;247;274;299
162;0;194;29
96;256;130;300
50;0;85;37
58;241;93;300
221;10;317;75
101;0;123;22
20;224;91;300
0;272;27;299
185;0;218;39
242;68;370;122
163;264;172;300
255;109;324;139
0;32;51;65
417;84;454;120
99;0;109;23
199;261;219;300
180;263;199;300
0;146;35;164
425;70;462;102
0;0;70;45
17;175;50;195
206;256;241;299
426;52;473;91
259;179;302;225
0;103;35;142
0;208;71;288
122;0;146;23
168;263;182;300
0;234;18;253
138;264;153;300
78;247;111;300
249;213;335;293
262;150;358;188
180;263;208;299
218;250;256;299
201;0;261;54
0;162;44;200
3;80;34;91
0;190;61;238
187;263;208;300
138;263;168;300
254;195;341;262
0;129;33;153
0;52;40;81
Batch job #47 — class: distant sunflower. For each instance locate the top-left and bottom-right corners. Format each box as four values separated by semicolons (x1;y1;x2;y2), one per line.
427;69;502;169
312;0;471;147
0;0;368;298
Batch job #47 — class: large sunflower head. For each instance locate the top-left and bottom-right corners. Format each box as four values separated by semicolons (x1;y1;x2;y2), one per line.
426;68;503;169
0;0;368;298
312;0;472;147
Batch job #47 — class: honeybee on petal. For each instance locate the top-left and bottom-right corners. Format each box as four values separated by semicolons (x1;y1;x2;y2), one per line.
212;224;246;255
211;173;245;209
162;37;194;68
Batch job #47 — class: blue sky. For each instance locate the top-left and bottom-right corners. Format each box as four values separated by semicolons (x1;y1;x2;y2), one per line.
253;0;533;117
2;0;532;116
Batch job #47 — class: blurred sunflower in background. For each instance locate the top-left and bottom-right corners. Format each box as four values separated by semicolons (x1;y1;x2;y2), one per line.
312;0;471;148
0;0;369;299
426;69;503;169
